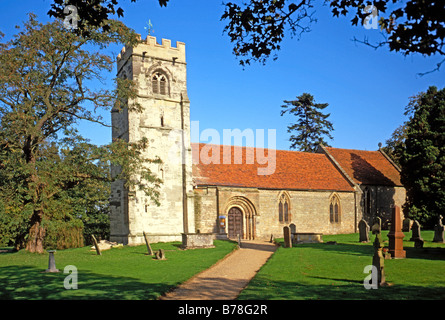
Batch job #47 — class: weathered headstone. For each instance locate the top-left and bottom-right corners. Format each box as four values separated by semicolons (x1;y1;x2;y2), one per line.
372;232;386;287
91;235;102;256
358;219;370;243
410;220;423;242
283;226;292;248
155;249;166;260
143;231;154;256
371;217;381;235
289;223;296;244
414;238;424;248
44;250;60;273
433;215;445;243
388;206;406;259
402;218;412;232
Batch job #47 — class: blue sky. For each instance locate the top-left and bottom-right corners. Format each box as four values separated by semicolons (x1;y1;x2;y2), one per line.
1;0;444;151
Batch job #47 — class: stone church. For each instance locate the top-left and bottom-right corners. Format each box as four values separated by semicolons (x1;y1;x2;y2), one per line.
109;36;405;246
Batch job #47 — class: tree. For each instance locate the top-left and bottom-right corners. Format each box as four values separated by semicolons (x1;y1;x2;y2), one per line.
280;93;334;152
47;1;445;68
0;15;161;253
222;0;445;67
381;124;407;168
400;86;445;228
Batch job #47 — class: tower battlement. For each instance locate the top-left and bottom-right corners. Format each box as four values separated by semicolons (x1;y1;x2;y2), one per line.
117;35;186;72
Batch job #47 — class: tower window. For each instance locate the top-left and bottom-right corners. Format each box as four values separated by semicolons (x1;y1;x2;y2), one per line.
152;72;168;95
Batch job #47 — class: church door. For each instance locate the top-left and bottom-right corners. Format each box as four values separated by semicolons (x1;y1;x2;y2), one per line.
228;207;243;239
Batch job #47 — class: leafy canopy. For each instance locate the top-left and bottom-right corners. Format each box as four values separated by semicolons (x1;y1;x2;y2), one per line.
400;86;445;228
0;14;161;252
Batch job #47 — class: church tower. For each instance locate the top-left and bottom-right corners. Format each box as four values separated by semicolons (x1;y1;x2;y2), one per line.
110;35;195;245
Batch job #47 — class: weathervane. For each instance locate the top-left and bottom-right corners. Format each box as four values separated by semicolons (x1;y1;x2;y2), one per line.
144;19;154;36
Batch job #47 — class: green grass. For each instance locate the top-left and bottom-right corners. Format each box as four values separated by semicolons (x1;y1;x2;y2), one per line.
0;240;237;300
238;231;445;300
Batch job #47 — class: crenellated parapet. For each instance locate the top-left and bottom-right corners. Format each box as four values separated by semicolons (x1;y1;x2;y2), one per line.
117;35;186;72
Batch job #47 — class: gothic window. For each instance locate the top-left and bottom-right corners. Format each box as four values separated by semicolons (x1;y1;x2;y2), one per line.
330;194;341;224
364;187;371;216
278;193;290;223
152;72;168;95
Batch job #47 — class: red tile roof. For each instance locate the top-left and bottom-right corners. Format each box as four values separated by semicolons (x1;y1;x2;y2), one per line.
192;143;355;192
324;147;402;186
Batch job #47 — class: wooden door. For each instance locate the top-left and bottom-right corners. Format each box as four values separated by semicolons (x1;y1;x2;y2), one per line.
228;207;243;239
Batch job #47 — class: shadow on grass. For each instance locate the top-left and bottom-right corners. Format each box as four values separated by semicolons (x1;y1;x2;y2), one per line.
0;265;173;300
239;277;445;300
280;240;445;261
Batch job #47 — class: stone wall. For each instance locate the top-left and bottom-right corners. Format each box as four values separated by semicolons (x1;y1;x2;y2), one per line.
194;186;359;240
360;185;406;228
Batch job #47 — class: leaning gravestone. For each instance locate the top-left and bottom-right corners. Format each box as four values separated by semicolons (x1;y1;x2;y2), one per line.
143;231;154;256
283;226;292;248
410;220;423;242
358;219;370;242
91;235;102;256
433;215;445;243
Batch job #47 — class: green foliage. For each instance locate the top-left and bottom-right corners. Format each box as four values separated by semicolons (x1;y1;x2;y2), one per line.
221;0;444;66
0;15;160;252
48;0;169;37
381;124;407;168
280;93;334;152
400;86;445;228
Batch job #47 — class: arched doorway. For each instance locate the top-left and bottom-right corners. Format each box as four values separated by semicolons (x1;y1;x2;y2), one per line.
228;207;243;239
224;196;257;240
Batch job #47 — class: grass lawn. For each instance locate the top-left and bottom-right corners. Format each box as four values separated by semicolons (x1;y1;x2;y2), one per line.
238;231;445;300
0;240;237;300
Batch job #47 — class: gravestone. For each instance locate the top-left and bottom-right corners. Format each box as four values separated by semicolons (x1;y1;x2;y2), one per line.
402;218;412;232
283;226;292;248
410;220;423;242
414;238;424;248
433;215;445;243
372;232;386;287
371;217;381;235
143;231;154;256
358;219;370;243
269;234;274;243
155;249;166;260
388;206;406;259
44;250;60;273
289;223;296;244
91;235;102;256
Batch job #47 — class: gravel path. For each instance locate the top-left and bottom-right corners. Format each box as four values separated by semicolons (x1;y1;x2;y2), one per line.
159;240;278;300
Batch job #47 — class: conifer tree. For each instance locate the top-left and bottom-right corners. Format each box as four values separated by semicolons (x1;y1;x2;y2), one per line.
280;93;334;152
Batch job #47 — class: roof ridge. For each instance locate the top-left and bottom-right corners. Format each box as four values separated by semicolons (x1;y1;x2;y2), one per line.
325;146;379;153
192;142;327;156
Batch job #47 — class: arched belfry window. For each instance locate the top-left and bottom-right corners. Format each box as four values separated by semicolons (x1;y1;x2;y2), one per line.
278;192;291;223
152;72;168;95
329;194;341;224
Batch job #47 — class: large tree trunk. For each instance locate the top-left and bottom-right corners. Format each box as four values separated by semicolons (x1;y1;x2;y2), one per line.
25;210;46;253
